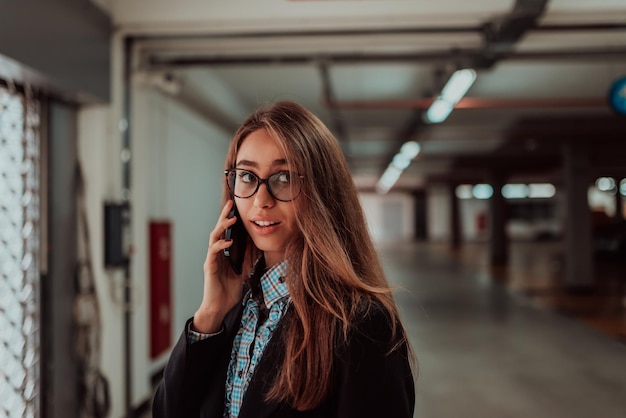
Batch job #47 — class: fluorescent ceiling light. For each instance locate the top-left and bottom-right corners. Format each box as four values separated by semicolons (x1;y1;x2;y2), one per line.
425;99;454;124
595;177;616;192
472;184;494;200
400;141;421;159
392;154;411;170
455;184;473;200
376;165;403;195
424;68;477;124
528;183;556;198
502;184;529;199
441;69;477;103
375;141;421;194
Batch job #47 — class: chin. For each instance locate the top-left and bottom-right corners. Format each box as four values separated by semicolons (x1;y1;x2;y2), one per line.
252;239;284;254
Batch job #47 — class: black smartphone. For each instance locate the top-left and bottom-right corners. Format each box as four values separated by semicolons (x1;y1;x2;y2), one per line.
223;199;248;275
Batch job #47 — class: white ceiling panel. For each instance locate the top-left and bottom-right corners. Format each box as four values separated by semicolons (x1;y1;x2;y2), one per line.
543;0;626;24
471;62;626;98
517;30;626;52
112;0;515;32
330;64;432;101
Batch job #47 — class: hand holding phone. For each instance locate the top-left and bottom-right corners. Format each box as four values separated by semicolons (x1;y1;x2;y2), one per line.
193;200;248;334
223;198;248;275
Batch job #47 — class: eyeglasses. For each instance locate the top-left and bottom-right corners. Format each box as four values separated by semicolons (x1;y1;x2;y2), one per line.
225;168;304;202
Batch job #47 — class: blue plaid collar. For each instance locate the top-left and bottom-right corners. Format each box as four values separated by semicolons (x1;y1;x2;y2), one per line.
260;260;289;308
245;258;289;308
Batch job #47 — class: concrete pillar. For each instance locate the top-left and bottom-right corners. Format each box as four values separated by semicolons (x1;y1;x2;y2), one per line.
449;183;461;249
488;173;508;265
563;141;594;289
413;190;428;241
45;100;80;417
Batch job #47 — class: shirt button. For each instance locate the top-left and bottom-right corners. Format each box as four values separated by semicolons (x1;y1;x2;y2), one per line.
278;276;285;283
238;370;244;378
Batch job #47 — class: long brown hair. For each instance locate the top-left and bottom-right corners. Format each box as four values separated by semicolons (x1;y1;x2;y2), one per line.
220;101;413;410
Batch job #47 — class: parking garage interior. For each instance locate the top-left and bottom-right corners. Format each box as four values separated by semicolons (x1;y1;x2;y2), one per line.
1;1;626;417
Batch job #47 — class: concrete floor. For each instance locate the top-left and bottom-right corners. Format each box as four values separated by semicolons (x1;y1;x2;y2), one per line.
381;241;626;418
144;241;626;417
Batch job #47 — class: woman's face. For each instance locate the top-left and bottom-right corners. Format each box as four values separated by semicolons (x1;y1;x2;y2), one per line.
234;128;300;267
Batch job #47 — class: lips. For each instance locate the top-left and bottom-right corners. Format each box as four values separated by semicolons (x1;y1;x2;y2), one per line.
249;218;282;235
253;220;280;227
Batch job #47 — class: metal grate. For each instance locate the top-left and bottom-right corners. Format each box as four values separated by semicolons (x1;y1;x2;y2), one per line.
0;85;41;418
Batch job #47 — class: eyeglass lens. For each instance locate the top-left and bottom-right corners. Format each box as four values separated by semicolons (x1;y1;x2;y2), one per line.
227;169;300;201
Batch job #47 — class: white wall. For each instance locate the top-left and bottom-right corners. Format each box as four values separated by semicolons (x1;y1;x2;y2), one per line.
132;86;231;406
426;185;489;243
109;0;511;30
359;192;415;244
426;185;451;243
78;85;230;417
459;198;489;242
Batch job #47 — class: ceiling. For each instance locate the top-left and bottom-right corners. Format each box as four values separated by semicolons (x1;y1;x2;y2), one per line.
109;0;626;191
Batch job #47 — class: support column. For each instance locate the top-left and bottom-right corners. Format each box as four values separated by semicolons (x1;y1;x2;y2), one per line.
413;190;428;241
449;183;461;250
45;100;79;418
488;173;508;265
563;141;594;289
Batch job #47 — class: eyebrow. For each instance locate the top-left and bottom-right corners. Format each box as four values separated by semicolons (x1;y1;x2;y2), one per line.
236;158;288;168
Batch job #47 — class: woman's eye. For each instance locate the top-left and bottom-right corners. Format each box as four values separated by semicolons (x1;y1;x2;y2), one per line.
239;171;256;183
275;172;291;184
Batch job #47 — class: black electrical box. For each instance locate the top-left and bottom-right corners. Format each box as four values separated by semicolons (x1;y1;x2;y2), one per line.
104;202;130;268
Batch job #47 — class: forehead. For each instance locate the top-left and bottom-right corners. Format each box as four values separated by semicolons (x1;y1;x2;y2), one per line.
236;128;287;168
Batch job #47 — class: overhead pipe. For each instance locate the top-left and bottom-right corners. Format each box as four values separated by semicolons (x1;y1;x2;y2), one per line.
150;46;626;69
324;96;607;110
143;22;626;45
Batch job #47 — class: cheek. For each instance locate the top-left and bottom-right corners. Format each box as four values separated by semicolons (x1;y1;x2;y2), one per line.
284;206;301;233
235;199;252;221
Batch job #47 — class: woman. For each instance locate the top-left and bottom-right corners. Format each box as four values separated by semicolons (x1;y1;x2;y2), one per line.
153;101;415;418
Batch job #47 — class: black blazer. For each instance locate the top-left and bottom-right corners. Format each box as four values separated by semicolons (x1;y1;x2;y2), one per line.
153;301;415;418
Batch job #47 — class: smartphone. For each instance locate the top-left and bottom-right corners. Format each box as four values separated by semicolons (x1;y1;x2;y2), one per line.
223;199;248;275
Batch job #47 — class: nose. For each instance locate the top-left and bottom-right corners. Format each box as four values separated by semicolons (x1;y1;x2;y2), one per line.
253;181;275;209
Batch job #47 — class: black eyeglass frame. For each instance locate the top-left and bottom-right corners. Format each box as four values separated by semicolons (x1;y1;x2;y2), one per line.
224;168;305;202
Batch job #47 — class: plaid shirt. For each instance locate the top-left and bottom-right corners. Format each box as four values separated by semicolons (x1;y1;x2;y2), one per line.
187;259;290;417
224;259;290;417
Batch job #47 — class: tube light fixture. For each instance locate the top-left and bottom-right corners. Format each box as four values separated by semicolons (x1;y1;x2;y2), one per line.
595;177;616;192
400;141;421;159
392;154;411;170
501;184;529;199
528;183;556;199
375;140;421;195
424;68;477;124
472;183;494;200
376;165;403;195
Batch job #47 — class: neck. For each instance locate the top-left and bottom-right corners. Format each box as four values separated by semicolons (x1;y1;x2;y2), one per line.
263;251;284;268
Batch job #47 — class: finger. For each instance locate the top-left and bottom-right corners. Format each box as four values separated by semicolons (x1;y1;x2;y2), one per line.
209;202;237;243
220;198;233;218
209;215;237;243
206;233;235;261
204;238;234;273
211;237;234;254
